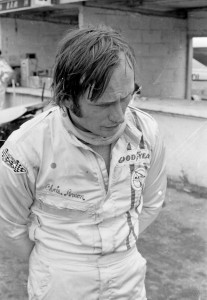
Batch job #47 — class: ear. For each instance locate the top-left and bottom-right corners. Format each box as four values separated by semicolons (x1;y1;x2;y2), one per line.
63;99;73;110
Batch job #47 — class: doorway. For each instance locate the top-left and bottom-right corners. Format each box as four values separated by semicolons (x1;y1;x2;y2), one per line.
191;37;207;101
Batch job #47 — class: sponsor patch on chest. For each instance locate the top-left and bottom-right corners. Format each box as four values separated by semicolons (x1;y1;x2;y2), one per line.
118;149;151;165
131;166;147;191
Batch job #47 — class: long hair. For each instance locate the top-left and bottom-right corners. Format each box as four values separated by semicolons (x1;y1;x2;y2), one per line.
52;25;136;113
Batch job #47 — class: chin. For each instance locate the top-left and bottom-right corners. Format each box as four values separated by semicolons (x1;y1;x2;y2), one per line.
101;128;119;138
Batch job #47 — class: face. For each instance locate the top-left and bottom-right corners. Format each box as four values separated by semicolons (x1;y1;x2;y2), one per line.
67;54;135;138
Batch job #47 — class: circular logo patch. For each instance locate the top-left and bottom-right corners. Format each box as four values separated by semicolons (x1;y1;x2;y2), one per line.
131;167;146;191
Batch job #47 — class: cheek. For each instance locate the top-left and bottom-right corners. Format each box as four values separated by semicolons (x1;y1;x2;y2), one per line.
84;109;107;127
122;100;130;112
92;108;108;120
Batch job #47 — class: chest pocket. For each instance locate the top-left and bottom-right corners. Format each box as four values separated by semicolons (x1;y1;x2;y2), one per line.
32;193;98;223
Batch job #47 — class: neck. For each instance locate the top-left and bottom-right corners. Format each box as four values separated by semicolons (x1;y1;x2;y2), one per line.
61;107;126;146
67;109;88;132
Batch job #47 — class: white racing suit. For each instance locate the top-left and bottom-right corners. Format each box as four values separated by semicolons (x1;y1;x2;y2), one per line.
0;105;166;300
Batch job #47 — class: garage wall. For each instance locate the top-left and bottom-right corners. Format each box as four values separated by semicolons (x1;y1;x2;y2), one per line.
188;11;207;37
148;110;207;194
0;6;189;100
80;6;188;99
0;18;70;72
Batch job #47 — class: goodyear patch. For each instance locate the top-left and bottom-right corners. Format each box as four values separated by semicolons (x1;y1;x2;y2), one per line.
2;148;27;173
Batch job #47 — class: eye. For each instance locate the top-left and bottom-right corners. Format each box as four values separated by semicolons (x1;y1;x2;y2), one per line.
98;103;111;108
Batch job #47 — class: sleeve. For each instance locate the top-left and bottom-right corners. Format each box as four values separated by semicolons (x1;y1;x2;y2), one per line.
0;142;36;261
138;122;167;234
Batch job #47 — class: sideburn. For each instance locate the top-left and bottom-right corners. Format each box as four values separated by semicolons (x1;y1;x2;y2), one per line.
65;100;82;118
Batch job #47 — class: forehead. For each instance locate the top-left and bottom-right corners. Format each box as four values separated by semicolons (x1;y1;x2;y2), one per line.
96;54;135;104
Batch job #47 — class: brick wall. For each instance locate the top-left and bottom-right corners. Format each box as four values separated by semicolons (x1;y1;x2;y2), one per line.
188;11;207;37
0;18;70;73
0;6;188;100
80;6;188;99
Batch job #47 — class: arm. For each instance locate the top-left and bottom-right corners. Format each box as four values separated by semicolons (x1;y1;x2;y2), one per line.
139;124;167;234
0;145;35;261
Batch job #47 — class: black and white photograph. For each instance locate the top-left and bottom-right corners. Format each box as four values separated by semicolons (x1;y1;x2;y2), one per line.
0;1;206;300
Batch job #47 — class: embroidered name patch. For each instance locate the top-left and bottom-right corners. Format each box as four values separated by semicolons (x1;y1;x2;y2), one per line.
44;184;86;201
2;148;27;173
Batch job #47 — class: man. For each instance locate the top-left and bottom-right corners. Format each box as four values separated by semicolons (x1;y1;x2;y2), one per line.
0;26;166;300
0;50;13;109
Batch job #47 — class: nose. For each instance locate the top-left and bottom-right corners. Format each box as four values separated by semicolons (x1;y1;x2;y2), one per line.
108;101;125;124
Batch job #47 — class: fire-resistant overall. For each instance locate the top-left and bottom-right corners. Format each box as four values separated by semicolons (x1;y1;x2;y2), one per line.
0;105;166;300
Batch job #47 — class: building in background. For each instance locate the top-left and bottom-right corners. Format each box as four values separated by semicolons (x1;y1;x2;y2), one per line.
0;0;207;193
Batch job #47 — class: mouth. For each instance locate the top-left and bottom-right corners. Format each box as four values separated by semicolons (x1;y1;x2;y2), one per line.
104;126;119;130
104;124;120;129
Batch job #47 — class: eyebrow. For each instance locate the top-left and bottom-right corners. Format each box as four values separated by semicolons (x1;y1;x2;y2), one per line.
93;91;134;106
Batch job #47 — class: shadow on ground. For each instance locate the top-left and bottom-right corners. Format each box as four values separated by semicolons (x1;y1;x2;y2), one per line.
0;187;206;300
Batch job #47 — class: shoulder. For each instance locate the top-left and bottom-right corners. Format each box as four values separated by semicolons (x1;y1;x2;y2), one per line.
2;106;60;168
7;106;59;144
126;105;158;130
126;105;159;147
